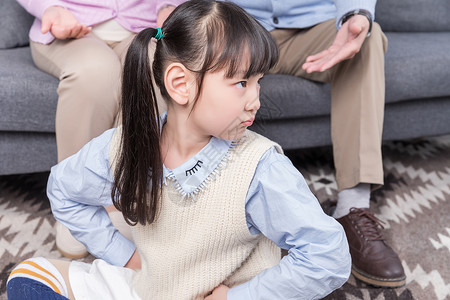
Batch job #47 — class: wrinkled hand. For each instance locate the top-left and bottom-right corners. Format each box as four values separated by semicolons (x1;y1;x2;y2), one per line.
157;6;176;28
302;15;370;73
204;284;229;300
41;6;91;39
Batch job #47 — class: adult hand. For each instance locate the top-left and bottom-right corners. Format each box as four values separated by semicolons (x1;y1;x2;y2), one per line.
157;5;176;28
204;284;229;300
302;15;370;73
124;250;142;270
41;6;91;39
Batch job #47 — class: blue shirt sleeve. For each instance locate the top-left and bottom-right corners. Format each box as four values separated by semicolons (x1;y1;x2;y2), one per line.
227;147;351;299
47;129;136;267
335;0;376;27
225;0;376;31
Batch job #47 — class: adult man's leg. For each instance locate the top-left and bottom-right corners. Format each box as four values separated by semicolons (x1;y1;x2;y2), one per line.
270;20;405;287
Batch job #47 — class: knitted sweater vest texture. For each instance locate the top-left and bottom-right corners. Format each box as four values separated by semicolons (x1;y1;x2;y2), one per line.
109;129;282;300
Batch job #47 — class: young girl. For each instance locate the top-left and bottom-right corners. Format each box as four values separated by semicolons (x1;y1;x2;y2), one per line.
7;1;351;299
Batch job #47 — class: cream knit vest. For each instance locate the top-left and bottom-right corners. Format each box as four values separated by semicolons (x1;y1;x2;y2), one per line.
109;128;283;300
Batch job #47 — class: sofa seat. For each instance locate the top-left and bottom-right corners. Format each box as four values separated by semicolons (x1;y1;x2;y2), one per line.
0;47;58;174
0;47;58;133
385;32;450;102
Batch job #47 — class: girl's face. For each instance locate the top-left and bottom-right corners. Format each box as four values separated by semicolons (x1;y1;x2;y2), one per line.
190;68;263;141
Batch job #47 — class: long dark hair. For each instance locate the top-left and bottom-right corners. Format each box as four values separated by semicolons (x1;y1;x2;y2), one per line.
112;0;279;226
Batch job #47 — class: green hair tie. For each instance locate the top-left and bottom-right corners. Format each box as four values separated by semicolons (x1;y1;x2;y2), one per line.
154;28;165;40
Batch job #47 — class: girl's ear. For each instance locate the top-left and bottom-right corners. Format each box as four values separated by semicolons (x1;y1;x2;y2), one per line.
164;63;192;106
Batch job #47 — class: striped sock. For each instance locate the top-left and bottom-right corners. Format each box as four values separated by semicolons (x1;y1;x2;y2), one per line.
7;257;69;299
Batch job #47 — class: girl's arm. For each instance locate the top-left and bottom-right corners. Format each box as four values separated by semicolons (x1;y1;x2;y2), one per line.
47;129;136;267
227;147;351;299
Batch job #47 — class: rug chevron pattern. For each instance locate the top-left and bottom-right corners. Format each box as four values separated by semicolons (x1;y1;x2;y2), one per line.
1;135;450;300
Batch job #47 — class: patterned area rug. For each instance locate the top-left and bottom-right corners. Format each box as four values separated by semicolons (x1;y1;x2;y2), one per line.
1;135;450;300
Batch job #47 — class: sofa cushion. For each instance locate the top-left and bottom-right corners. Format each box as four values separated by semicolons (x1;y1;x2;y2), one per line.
376;0;450;32
0;47;58;132
384;32;450;103
0;0;34;49
258;75;331;121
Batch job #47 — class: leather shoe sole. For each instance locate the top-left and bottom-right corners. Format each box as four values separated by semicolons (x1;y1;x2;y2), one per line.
352;264;406;288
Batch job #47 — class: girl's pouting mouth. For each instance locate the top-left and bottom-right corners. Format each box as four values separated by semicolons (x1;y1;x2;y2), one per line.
241;117;255;127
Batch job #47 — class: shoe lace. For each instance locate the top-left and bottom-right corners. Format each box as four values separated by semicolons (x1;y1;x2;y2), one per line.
350;207;385;241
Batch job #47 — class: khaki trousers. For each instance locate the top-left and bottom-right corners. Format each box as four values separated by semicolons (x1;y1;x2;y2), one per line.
270;19;388;191
31;33;135;162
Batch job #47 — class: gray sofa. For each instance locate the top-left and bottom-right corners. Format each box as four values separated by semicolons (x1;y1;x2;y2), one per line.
1;0;450;176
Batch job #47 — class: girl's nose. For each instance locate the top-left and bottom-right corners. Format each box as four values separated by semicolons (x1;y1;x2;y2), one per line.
245;91;261;112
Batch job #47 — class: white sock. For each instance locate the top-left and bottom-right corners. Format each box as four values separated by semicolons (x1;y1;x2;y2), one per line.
333;183;371;219
7;257;69;298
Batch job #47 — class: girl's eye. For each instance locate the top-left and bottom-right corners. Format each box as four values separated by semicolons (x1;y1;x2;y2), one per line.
236;81;247;88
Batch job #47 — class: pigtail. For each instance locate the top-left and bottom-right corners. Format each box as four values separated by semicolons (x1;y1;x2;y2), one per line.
112;28;163;226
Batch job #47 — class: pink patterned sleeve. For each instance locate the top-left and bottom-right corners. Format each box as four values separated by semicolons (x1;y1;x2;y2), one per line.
15;0;63;19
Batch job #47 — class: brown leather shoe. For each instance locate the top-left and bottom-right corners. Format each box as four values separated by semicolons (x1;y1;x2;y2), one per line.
337;207;406;288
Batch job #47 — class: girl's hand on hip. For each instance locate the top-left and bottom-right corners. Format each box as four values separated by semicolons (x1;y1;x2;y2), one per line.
204;284;229;300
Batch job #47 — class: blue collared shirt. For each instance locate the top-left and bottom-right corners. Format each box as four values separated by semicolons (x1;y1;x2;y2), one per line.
226;0;376;31
47;125;351;299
